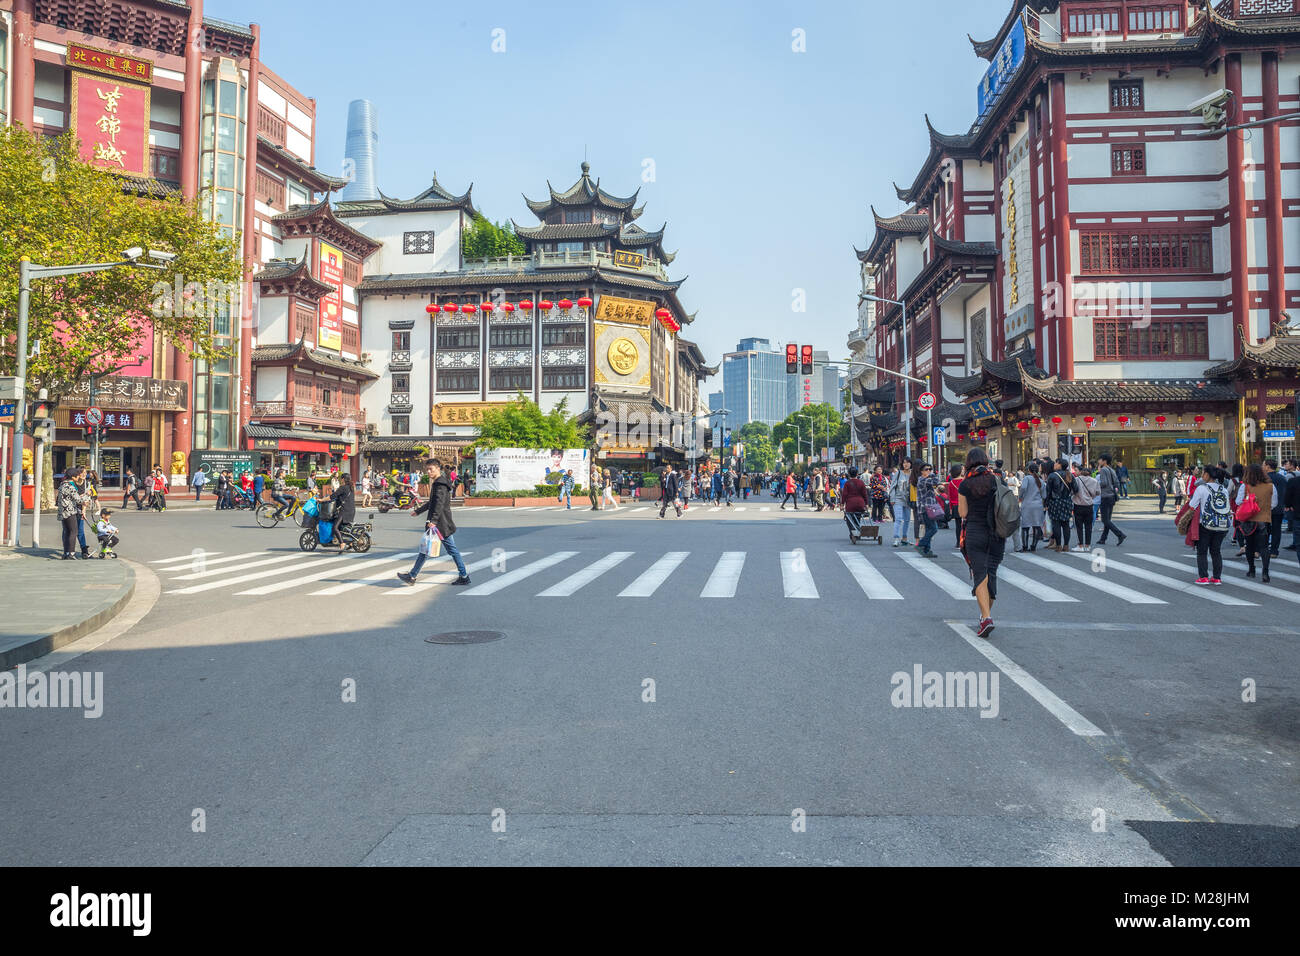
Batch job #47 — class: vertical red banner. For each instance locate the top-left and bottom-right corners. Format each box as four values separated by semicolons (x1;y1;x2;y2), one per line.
318;242;344;352
71;73;151;176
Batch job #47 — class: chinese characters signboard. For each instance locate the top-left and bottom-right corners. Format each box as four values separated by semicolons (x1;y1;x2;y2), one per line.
431;402;506;426
318;242;344;352
71;410;137;428
67;43;154;84
976;18;1025;122
594;295;655;326
612;250;645;269
71;72;150;175
69;375;188;412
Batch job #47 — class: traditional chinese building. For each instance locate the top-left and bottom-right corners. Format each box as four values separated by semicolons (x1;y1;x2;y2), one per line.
2;0;337;484
850;0;1300;484
345;162;715;473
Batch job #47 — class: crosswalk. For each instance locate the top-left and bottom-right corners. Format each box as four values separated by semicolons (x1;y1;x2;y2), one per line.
149;543;1297;608
461;501;819;518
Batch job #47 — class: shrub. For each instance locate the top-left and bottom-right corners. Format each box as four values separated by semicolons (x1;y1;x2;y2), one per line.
641;472;660;488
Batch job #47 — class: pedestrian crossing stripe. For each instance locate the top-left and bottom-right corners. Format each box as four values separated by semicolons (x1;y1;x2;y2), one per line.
153;545;1297;606
149;551;223;564
1171;552;1300;586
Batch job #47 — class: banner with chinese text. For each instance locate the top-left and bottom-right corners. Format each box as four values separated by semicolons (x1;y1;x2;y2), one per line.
71;72;150;176
318;242;344;352
69;375;188;412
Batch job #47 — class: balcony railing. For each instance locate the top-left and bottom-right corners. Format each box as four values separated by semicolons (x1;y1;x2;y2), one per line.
1221;0;1298;15
257;106;285;147
388;395;413;413
389;350;412;371
461;248;671;280
253;401;367;426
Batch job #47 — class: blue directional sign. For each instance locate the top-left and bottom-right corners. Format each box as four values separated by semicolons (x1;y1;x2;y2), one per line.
977;18;1026;122
933;426;947;447
967;397;999;421
1262;429;1296;441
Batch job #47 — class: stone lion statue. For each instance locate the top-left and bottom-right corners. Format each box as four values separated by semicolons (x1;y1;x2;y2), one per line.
171;451;187;474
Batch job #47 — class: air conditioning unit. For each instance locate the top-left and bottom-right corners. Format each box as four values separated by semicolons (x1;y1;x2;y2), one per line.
365;423;378;436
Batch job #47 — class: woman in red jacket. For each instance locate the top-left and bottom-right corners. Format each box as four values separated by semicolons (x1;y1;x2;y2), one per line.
842;466;869;543
946;464;964;547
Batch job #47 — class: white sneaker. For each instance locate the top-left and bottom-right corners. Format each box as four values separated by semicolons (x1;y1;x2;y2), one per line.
892;538;900;547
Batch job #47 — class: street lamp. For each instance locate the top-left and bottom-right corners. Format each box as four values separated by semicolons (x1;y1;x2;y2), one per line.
7;252;168;548
858;292;913;460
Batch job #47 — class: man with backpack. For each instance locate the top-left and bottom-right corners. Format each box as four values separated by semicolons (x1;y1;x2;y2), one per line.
1095;454;1127;547
1189;466;1232;585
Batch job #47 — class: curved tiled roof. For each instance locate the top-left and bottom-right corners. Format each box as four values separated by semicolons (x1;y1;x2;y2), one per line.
272;199;383;256
943;347;1045;396
257;136;348;190
523;163;640;216
1204;331;1300;378
861;207;931;264
511;221;620;241
933;235;998;257
357;264;687;295
252;338;380;380
334;173;476;217
1020;376;1241;405
619;223;667;247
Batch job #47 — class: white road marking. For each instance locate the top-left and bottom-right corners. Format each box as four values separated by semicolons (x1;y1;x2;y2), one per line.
1172;552;1300;586
709;507;721;513
539;552;634;597
780;551;819;599
168;552;311;580
154;551;264;571
946;622;1106;737
388;552;526;594
312;551;474;595
167;557;323;594
760;507;771;512
236;553;416;595
150;551;223;564
619;552;690;597
1063;551;1255;606
701;552;746;598
734;507;747;512
897;552;975;600
995;566;1078;603
1130;553;1300;605
1009;552;1165;604
837;552;903;600
461;552;578;596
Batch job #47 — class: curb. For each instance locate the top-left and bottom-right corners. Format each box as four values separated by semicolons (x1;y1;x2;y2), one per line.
0;562;137;670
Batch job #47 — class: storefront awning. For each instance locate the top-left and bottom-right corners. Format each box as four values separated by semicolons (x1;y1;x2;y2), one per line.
246;423;354;455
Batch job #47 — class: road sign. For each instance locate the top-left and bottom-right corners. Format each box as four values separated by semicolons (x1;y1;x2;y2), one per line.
86;406;104;426
0;403;15;425
0;377;23;401
1262;429;1296;441
932;426;947;447
917;392;937;411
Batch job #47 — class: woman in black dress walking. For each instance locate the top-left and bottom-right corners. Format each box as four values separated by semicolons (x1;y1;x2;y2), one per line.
957;447;1004;639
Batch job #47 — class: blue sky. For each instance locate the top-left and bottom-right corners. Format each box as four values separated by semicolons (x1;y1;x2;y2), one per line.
217;0;1013;366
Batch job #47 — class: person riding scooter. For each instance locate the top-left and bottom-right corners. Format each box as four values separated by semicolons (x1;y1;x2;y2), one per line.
321;474;356;547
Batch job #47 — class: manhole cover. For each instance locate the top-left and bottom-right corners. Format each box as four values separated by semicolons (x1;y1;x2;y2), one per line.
425;630;506;645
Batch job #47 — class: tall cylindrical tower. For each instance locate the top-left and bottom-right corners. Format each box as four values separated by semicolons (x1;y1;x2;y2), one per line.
341;99;379;202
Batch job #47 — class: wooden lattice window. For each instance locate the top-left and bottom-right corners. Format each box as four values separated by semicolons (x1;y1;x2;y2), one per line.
1111;145;1146;176
1079;229;1213;274
1110;79;1145;112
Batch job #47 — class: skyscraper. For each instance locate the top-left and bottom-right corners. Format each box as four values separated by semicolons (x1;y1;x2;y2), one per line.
723;338;790;428
341;99;379;202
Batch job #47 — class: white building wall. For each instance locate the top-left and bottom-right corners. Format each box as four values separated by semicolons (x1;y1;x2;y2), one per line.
358;294;433;436
255;366;287;402
258;297;289;343
346;209;462;276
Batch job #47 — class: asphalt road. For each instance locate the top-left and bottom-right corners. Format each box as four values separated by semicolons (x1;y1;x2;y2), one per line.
2;494;1297;865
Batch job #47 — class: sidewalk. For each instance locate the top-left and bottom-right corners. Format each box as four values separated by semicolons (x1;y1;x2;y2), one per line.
0;549;135;669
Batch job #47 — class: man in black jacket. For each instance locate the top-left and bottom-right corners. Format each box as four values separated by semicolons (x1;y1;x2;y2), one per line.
397;459;470;586
659;465;682;518
1264;459;1289;557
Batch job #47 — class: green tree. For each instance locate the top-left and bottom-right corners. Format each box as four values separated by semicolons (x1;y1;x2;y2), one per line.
470;393;584;451
734;421;771;444
742;434;776;472
461;214;525;259
0;127;243;499
773;403;848;463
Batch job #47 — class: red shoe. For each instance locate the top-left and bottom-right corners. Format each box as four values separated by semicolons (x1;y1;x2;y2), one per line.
1194;577;1211;586
975;618;995;639
1209;578;1223;586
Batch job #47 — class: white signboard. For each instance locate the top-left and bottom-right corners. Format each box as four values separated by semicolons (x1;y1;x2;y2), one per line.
474;447;589;492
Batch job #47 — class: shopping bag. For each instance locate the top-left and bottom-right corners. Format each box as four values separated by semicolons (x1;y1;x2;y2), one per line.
419;528;443;557
1175;503;1195;536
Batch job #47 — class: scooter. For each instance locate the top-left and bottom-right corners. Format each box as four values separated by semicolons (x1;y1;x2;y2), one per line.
298;497;374;553
375;483;422;514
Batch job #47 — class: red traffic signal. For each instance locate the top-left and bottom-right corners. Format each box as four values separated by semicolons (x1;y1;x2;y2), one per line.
786;344;798;374
800;345;814;375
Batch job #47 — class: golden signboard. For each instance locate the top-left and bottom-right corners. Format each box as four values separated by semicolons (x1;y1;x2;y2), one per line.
595;295;654;325
612;250;645;269
431;402;506;426
608;338;640;375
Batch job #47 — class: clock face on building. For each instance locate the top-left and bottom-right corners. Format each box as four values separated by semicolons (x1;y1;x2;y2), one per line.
608;338;640;376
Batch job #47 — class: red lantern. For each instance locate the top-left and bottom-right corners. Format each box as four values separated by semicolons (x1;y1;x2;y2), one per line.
503;303;515;313
1017;421;1029;431
1194;414;1205;425
1051;416;1062;425
577;296;593;308
1118;416;1130;425
1155;415;1167;424
441;303;458;314
655;308;671;321
479;302;493;313
977;429;987;439
1031;417;1042;426
460;304;476;315
539;300;554;311
518;300;534;311
957;434;966;441
425;304;437;315
557;298;574;310
1084;416;1095;427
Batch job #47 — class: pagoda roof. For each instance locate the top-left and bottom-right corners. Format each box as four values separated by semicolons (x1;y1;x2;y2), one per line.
511;220;621;241
619;222;667;247
357;263;687;295
677;337;719;376
252;337;380;380
933;235;998;257
257;135;348;192
523;162;640;216
860;207;930;264
968;1;1054;60
1204;327;1300;378
334;173;476;218
1021;376;1241;405
943;347;1046;396
252;255;335;299
116;172;182;199
894;115;981;204
273;199;383;258
858;382;898;406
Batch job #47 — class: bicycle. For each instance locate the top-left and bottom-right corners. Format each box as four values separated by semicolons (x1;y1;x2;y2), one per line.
255;492;310;529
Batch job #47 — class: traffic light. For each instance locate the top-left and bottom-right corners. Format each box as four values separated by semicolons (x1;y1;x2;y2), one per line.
98;425;111;444
786;344;798;374
801;345;814;375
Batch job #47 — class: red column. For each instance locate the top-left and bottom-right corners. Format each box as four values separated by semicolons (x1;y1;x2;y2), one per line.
1029;93;1044;359
992;144;1006;362
171;0;204;466
240;25;261;441
1050;74;1074;379
1226;53;1249;357
10;0;35;128
952;160;966;242
1263;52;1286;329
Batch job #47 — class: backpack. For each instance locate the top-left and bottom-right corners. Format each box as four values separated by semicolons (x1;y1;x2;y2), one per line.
993;479;1022;538
1201;483;1233;531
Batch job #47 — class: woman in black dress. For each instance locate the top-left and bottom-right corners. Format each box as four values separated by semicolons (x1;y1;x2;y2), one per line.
957;447;1004;639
